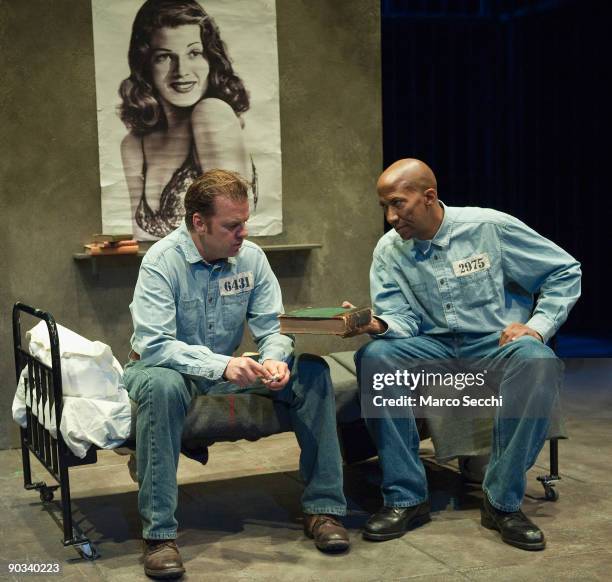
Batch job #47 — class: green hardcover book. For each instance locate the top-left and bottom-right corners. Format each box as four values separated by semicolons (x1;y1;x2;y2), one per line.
278;306;372;337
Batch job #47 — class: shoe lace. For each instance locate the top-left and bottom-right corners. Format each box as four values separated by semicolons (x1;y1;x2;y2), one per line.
313;514;342;531
145;540;178;554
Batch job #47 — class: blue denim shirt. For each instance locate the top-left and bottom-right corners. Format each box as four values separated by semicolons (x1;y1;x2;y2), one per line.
130;223;294;380
371;204;581;343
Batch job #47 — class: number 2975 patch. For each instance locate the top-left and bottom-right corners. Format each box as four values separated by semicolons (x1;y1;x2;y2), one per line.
452;253;491;277
219;271;254;296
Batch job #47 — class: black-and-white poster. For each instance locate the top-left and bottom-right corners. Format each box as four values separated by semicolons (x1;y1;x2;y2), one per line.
92;0;282;240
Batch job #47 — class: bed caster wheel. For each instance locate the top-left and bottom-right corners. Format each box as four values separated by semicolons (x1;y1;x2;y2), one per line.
76;542;99;560
39;487;54;502
544;485;559;502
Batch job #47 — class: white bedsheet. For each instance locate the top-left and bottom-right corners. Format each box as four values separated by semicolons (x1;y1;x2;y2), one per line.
12;322;132;458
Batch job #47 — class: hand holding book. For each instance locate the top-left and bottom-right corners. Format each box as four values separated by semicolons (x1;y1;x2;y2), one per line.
278;304;384;337
341;301;388;336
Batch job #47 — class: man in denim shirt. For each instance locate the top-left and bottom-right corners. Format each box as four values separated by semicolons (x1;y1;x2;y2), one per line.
124;170;348;579
353;159;581;550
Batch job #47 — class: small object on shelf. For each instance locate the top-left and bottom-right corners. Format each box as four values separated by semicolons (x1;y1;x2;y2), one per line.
85;233;139;256
92;233;134;243
84;238;140;256
278;306;372;337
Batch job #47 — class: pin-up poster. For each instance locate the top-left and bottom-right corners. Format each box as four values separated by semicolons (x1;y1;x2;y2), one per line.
91;0;282;240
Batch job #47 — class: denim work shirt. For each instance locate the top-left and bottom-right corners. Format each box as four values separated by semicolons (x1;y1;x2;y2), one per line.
371;204;581;343
130;223;294;381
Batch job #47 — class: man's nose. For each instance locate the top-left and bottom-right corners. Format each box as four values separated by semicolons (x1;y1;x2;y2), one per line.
386;207;398;225
238;224;248;239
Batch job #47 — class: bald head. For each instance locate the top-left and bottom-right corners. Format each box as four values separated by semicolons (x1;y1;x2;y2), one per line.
377;158;437;196
376;159;443;241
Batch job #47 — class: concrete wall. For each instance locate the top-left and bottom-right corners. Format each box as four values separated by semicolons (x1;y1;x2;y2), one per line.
0;0;382;449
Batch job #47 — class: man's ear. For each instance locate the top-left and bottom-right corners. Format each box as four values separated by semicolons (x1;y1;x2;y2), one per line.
423;188;438;207
192;212;206;233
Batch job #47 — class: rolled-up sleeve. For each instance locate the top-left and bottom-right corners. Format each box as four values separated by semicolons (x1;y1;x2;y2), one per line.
246;250;294;363
370;246;420;339
500;217;582;343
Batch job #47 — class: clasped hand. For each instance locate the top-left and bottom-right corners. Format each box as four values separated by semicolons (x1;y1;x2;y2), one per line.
223;357;290;390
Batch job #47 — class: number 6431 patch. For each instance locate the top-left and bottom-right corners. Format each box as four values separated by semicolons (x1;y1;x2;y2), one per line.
452;253;491;277
219;271;254;295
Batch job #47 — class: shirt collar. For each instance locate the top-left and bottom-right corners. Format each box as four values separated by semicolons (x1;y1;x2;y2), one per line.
177;222;237;266
413;201;452;254
177;222;204;264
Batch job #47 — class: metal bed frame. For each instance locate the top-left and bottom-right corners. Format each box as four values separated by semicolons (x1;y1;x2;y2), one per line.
12;302;99;560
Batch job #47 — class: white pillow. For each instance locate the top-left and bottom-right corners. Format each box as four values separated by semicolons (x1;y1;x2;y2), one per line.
26;321;123;399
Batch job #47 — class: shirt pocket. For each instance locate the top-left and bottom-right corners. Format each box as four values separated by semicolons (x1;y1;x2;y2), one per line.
177;297;203;337
221;292;250;329
407;282;430;310
457;271;496;308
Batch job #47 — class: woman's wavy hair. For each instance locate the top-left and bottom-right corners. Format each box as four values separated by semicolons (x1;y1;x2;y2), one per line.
118;0;250;135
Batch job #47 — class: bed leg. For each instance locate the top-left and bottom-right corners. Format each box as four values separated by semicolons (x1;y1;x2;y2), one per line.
20;427;33;488
74;540;99;560
537;438;560;501
57;448;74;545
20;427;46;493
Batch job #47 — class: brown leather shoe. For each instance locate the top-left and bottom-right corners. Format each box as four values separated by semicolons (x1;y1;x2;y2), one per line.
143;539;185;579
304;514;350;553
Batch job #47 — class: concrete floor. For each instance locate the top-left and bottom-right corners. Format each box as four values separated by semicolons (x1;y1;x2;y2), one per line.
1;414;611;582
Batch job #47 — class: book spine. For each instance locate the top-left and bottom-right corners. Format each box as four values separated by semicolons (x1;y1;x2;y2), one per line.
112;239;138;248
91;240;138;248
92;234;134;243
85;245;140;256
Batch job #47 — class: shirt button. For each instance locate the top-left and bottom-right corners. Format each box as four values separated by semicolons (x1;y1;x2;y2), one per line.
445;303;451;310
208;297;213;303
434;254;439;260
440;279;445;285
208;324;213;329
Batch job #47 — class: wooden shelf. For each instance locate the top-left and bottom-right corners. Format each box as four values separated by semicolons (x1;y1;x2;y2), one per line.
73;243;321;276
73;251;147;260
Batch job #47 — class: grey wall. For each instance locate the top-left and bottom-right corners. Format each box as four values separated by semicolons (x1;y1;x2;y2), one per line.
0;0;382;449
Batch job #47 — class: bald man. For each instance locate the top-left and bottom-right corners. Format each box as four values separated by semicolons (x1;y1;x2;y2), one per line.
352;159;581;550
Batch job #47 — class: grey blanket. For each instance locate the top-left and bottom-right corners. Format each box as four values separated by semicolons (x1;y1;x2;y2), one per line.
124;351;565;464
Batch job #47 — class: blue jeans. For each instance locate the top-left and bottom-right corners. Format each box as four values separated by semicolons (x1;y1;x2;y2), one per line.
355;332;560;512
123;354;347;540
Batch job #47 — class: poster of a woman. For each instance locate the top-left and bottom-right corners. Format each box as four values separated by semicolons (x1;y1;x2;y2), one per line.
92;0;282;240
